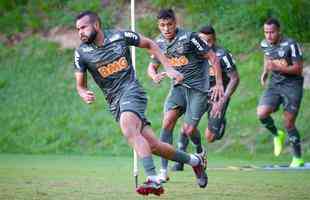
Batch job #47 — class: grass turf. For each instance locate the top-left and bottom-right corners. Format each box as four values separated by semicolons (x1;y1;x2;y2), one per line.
1;153;309;200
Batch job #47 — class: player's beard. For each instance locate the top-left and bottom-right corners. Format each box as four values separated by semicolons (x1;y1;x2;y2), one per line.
82;28;97;44
85;29;97;44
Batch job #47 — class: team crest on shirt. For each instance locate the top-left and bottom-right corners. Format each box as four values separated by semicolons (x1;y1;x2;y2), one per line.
278;49;285;57
176;42;184;54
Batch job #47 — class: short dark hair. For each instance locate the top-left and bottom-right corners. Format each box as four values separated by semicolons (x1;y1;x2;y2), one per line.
157;9;175;20
264;18;280;29
199;25;216;35
75;10;101;27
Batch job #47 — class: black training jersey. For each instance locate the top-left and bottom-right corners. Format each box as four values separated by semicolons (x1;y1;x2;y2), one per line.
151;28;211;92
260;37;303;83
208;45;237;88
74;29;140;104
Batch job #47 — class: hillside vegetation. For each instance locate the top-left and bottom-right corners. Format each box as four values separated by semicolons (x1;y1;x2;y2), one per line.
0;0;309;157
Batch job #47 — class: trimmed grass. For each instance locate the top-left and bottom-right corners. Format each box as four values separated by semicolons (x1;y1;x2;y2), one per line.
1;154;310;200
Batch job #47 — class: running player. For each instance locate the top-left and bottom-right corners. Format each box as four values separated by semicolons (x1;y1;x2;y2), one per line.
257;18;304;167
147;9;224;181
172;25;239;171
73;11;208;196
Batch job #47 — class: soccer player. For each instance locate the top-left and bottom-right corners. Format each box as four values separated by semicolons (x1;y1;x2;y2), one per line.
147;9;224;182
172;25;239;171
73;11;208;196
257;18;304;167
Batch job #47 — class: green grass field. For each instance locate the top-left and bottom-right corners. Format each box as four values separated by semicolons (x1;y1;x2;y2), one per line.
1;154;310;200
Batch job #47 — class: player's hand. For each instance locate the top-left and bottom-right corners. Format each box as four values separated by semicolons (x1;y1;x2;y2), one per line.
266;58;288;71
211;84;224;102
79;89;96;104
260;71;268;87
152;72;167;84
166;69;184;84
210;98;224;118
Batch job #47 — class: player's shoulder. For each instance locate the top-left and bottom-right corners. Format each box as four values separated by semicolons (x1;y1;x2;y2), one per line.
214;45;230;58
280;37;298;47
177;28;192;41
76;43;94;55
154;34;165;43
106;29;128;42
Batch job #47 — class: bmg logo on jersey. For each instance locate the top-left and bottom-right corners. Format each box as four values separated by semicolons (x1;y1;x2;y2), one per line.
169;56;189;67
97;57;128;78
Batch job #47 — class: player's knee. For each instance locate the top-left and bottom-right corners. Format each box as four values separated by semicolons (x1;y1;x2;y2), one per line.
182;124;195;136
162;117;176;130
146;138;159;153
284;120;295;130
283;115;295;130
205;129;216;143
257;107;267;119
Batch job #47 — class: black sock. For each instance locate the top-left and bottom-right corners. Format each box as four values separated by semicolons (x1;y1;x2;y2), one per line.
259;116;278;136
178;133;189;152
190;130;203;154
287;127;302;158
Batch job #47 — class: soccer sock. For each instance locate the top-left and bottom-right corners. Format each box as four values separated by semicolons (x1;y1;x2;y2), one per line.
171;150;199;166
141;156;157;178
190;130;203;154
160;128;173;170
259;116;278;136
287;127;302;158
217;118;227;140
178;132;189;152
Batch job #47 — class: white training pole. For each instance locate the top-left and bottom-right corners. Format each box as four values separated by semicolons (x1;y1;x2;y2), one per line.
131;0;139;189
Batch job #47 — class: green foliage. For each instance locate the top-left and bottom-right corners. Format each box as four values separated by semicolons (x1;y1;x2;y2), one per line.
137;15;159;38
0;0;119;36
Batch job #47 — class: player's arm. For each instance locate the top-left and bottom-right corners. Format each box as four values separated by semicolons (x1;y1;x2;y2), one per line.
138;35;183;83
203;51;224;100
75;72;95;104
268;59;303;75
193;33;224;100
223;70;239;103
147;62;167;84
261;55;269;86
267;42;303;76
74;50;95;104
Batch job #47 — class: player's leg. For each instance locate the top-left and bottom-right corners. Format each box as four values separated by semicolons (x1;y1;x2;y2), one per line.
282;83;304;167
158;109;181;181
257;86;284;156
159;86;185;181
183;124;204;155
142;126;208;188
171;132;189;171
183;88;208;154
205;100;230;143
118;83;164;196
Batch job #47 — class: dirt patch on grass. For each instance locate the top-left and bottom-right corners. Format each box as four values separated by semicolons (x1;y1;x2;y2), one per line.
303;65;310;89
43;26;80;49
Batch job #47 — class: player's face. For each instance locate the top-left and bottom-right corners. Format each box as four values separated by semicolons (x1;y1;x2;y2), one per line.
199;33;215;47
76;16;97;43
264;24;280;44
158;18;177;40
